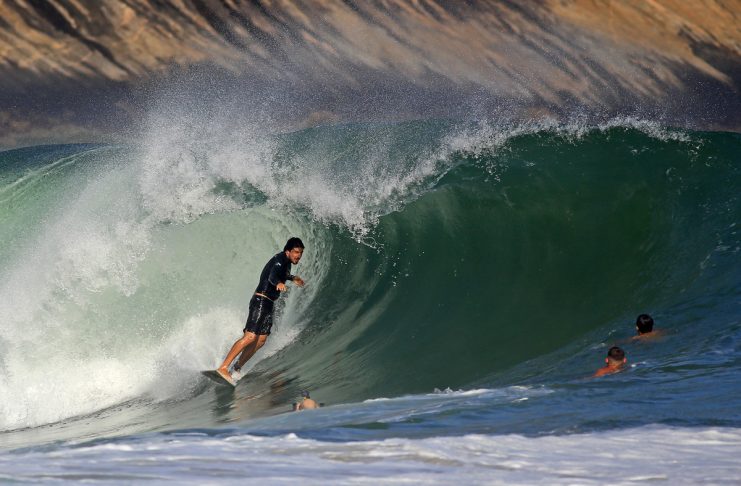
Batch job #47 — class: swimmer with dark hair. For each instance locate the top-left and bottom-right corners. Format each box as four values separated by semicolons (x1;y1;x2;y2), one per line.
631;313;666;342
593;346;627;377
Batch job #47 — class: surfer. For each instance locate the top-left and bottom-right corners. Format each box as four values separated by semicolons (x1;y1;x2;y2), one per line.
216;237;306;383
593;346;627;377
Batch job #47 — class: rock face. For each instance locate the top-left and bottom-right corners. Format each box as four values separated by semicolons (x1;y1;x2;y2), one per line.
0;0;739;146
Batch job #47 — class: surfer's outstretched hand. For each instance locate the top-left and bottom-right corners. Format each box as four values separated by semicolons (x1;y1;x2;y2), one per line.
278;278;304;291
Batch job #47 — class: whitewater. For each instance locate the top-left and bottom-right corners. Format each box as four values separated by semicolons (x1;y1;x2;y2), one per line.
1;115;740;483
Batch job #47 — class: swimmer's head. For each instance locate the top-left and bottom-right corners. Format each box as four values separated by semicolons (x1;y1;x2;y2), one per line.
606;346;626;366
605;346;627;365
636;314;654;334
301;390;310;399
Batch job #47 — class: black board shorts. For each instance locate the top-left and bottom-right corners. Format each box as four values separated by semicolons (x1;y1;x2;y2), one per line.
243;294;275;335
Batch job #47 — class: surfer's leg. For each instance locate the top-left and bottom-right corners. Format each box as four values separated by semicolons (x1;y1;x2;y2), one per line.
233;296;274;372
218;331;257;373
234;338;259;370
256;334;268;349
235;334;268;370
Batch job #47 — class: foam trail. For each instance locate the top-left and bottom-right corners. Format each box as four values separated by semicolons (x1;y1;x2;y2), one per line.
1;426;739;483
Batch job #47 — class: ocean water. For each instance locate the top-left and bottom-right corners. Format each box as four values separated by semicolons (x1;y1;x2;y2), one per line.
1;118;740;483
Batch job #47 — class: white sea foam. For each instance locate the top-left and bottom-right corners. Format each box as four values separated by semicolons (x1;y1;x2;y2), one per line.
1;426;738;484
444;115;694;164
136;109;443;237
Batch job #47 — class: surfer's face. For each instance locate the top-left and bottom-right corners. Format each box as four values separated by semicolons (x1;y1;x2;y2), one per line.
286;247;303;264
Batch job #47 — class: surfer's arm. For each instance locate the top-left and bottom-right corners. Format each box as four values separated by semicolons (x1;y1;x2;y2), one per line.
269;261;303;291
268;262;287;291
277;276;304;290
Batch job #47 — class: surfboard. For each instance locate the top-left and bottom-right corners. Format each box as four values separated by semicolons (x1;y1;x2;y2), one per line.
201;369;237;387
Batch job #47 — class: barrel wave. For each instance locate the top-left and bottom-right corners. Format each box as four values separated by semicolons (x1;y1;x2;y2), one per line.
1;119;740;449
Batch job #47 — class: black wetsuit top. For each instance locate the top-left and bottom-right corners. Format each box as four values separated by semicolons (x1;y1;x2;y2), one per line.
254;252;294;301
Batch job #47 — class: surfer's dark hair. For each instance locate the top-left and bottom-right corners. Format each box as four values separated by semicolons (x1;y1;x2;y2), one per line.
607;346;625;361
635;314;654;334
284;237;305;252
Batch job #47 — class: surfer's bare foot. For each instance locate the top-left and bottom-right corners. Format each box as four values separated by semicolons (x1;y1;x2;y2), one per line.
216;368;236;386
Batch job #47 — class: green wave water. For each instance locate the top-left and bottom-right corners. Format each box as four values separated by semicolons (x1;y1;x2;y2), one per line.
1;120;740;448
271;123;741;401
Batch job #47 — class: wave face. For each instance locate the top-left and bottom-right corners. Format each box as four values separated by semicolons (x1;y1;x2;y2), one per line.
1;120;740;446
271;121;741;404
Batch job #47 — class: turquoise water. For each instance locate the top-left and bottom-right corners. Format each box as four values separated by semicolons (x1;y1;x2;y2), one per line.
0;119;740;482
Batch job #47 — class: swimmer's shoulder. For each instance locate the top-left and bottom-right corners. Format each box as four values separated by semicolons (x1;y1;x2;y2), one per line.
632;329;668;342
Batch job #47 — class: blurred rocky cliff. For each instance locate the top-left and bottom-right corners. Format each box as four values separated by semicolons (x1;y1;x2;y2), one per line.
1;0;739;146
